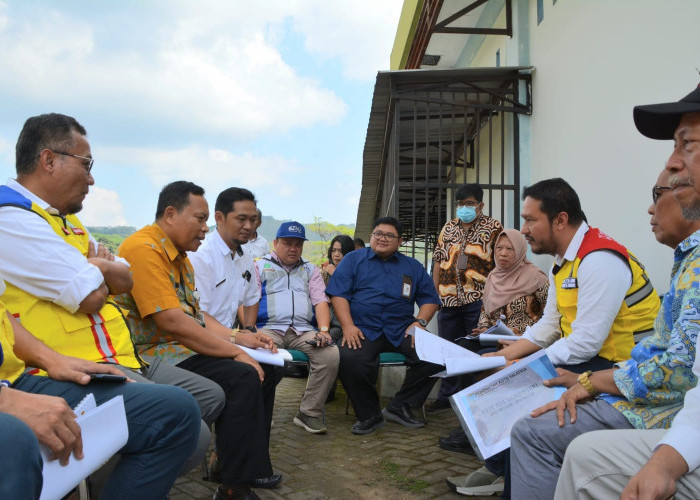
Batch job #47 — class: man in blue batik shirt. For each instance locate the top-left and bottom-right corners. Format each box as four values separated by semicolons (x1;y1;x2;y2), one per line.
326;216;442;435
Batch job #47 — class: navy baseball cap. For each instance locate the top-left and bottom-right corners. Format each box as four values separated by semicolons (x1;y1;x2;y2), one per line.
276;221;307;240
634;83;700;140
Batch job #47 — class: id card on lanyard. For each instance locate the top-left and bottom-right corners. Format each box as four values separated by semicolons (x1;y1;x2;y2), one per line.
402;275;413;299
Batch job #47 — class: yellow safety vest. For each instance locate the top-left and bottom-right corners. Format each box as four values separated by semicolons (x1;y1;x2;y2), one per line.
0;301;26;385
0;186;142;371
554;228;659;363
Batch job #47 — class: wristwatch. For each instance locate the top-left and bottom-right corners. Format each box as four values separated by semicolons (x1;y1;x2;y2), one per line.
577;370;598;396
415;318;428;327
319;326;330;333
243;325;257;333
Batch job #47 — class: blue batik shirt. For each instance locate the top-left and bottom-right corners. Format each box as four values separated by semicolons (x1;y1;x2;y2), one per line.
601;230;700;429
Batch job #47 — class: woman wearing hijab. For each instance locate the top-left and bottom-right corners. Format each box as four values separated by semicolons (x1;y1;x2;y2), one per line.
473;228;549;335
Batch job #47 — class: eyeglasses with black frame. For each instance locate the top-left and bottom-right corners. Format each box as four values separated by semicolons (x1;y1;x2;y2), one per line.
50;150;94;175
652;185;672;205
371;231;399;241
456;199;480;208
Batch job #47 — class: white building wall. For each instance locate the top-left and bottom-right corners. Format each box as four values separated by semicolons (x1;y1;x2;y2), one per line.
467;0;700;292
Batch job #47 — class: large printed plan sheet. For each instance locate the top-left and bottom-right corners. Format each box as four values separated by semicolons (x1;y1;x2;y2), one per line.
449;350;565;460
411;326;505;376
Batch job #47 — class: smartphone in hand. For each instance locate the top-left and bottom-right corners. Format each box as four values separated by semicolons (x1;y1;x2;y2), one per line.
90;373;127;383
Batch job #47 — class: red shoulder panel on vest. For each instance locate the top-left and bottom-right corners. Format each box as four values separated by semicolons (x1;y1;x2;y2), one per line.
576;227;629;260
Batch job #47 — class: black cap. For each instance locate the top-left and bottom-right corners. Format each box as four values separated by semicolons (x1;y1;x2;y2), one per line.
633;84;700;140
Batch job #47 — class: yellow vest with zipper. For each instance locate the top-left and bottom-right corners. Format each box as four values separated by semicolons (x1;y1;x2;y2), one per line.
554;228;659;363
0;186;141;371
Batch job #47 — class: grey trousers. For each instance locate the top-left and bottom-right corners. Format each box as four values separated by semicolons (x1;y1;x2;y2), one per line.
555;429;700;500
115;356;226;472
264;328;339;418
510;399;632;500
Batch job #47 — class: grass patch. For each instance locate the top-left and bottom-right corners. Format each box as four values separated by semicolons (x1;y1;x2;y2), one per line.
380;460;430;493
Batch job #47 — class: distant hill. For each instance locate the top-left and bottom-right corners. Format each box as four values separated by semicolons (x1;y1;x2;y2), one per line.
258;216;355;242
88;218;355;263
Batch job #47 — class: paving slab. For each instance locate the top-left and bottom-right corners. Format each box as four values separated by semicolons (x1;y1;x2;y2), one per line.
169;376;496;499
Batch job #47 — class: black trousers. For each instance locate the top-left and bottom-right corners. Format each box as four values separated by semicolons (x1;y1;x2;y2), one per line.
339;334;443;421
177;354;273;484
436;302;483;400
261;364;285;433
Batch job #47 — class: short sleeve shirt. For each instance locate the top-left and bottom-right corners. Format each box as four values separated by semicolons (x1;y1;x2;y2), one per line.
325;247;440;346
115;223;204;364
433;215;502;307
188;229;260;328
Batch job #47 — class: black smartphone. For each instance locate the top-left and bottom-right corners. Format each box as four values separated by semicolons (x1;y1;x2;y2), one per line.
304;339;336;347
90;373;127;383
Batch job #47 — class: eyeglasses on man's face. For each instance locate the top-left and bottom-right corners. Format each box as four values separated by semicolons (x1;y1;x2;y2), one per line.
652;185;672;205
371;231;399;241
51;150;94;175
456;199;479;207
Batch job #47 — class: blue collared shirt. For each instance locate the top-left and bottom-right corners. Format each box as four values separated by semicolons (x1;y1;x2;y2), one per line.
325;247;440;346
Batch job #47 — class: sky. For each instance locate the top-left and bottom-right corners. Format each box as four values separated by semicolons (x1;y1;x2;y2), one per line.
0;0;404;227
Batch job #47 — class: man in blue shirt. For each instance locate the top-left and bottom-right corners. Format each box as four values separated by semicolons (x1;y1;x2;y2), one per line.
326;216;442;434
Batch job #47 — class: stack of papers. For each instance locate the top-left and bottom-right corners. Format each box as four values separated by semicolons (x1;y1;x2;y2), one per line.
411;326;506;377
40;394;129;500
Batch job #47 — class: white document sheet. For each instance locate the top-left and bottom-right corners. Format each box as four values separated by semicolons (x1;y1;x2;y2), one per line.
449;351;566;460
479;333;519;346
40;394;129;500
237;345;293;366
464;320;515;340
412;326;506;376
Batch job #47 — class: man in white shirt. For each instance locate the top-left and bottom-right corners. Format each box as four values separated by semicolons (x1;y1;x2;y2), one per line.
243;209;269;258
553;84;700;500
453;177;660;496
188;187;285;437
487;177;659;371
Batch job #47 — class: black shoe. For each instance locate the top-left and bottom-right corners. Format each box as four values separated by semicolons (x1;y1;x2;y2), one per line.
351;413;386;435
249;473;282;489
449;427;465;438
213;485;260;500
439;433;476;455
426;399;451;412
382;404;425;428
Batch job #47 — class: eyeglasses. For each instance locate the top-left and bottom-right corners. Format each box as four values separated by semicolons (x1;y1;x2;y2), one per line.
51;150;94;175
456;200;480;207
652;185;672;204
371;231;399;241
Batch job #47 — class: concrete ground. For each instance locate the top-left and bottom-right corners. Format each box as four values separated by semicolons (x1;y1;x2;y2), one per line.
168;376;494;500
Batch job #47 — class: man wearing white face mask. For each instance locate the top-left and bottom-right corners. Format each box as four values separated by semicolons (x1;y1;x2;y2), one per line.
430;184;503;411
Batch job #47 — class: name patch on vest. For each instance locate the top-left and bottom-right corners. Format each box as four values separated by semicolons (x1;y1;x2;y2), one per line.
561;277;578;289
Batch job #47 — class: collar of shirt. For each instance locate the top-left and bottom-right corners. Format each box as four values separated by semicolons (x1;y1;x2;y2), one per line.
269;250;305;271
210;228;243;261
150;223;183;263
367;248;400;262
675;229;700;260
6;178;60;215
554;221;589;266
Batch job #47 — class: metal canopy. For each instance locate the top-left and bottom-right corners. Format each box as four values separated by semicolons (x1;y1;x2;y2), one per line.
406;0;512;70
356;67;532;266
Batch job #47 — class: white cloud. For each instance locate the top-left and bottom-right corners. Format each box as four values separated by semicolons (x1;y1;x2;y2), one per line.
0;2;348;140
81;186;128;226
103;145;303;200
289;0;404;80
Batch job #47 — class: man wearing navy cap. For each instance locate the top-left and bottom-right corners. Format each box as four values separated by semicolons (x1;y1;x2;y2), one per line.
254;221;339;434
